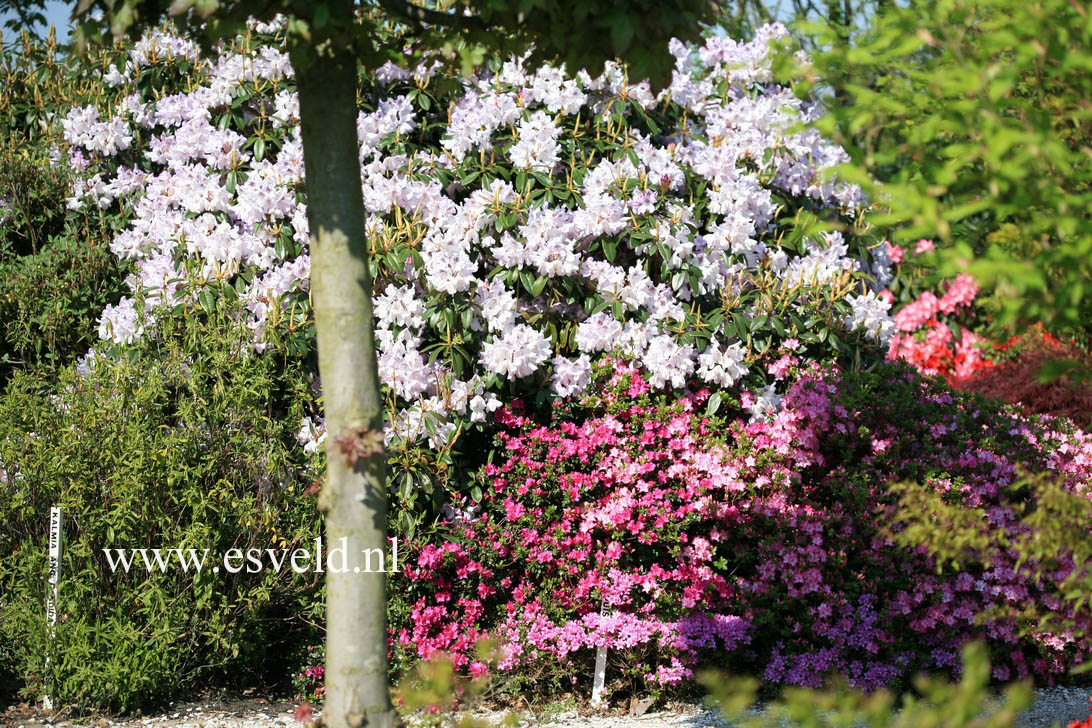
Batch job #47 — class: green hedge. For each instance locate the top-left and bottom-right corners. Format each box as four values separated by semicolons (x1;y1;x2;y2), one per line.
0;233;128;386
0;311;324;712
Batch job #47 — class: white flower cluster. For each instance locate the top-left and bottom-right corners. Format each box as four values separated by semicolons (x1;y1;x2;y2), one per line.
98;297;146;345
101;29;204;87
62;106;132;156
247;14;289;36
67;22;892;458
509;111;562;173
845;290;895;343
697;341;749;388
481;324;552;379
295;416;327;455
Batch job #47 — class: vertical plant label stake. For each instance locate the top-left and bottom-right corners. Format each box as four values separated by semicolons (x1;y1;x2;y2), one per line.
43;506;63;711
590;599;607;707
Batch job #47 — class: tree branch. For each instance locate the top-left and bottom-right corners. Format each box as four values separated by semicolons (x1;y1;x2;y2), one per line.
374;0;490;32
0;0;48;33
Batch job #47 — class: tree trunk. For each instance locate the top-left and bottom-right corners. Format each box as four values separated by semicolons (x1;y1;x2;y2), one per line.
293;29;397;728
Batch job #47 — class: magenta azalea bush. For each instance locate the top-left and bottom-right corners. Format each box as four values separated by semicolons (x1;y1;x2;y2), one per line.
390;358;1092;691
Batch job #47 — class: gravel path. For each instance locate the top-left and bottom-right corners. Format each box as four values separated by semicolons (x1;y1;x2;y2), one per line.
3;688;1089;728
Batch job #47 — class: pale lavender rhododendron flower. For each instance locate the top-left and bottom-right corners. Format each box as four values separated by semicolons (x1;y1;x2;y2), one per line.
63;21;892;456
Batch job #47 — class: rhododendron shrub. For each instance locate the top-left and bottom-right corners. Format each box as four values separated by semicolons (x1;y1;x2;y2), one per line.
886;272;993;381
59;21;897;516
881;240;995;383
389;360;1092;692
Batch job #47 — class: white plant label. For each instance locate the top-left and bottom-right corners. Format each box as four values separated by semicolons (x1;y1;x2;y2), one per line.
43;506;63;711
591;598;607;707
591;645;608;707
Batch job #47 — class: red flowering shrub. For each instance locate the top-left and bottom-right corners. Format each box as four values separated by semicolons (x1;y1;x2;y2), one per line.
881;238;1003;384
886;268;996;383
389;359;1092;693
883;241;1092;429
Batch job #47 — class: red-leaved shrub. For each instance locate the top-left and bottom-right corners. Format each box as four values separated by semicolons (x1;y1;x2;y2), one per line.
954;329;1092;431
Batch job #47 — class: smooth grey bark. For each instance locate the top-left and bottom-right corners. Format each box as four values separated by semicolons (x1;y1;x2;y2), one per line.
293;28;397;728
